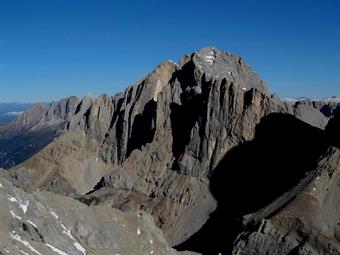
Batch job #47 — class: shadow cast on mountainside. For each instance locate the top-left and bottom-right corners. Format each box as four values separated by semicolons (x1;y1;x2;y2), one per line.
326;106;340;148
0;128;59;169
169;59;206;162
175;113;329;255
126;100;157;157
170;74;212;171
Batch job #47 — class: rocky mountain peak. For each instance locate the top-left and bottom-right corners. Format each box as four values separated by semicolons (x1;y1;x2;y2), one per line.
5;96;81;134
1;46;339;254
16;103;48;127
178;46;269;93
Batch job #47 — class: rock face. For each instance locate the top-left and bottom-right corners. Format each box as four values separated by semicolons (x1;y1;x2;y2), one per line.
0;177;187;255
175;112;331;254
232;146;340;255
0;46;339;254
179;110;340;255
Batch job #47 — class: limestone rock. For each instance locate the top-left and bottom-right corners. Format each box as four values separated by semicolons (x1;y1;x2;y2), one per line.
0;177;184;255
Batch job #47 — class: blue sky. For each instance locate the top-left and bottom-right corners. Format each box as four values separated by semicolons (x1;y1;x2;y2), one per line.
0;0;339;102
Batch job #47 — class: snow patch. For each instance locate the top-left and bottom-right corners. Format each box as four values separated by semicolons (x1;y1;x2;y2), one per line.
20;250;29;255
168;59;179;66
7;195;18;203
50;211;59;219
10;231;42;255
10;210;22;220
50;210;87;254
60;222;74;240
7;195;29;214
26;220;37;228
19;200;29;214
74;242;86;255
203;51;215;65
0;183;4;188
50;211;73;239
46;244;69;255
137;228;141;235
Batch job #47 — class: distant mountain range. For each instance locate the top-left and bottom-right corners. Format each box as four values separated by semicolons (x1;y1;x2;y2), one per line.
0;103;34;124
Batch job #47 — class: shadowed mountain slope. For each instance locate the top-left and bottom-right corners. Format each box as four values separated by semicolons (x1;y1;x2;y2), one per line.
176;113;329;254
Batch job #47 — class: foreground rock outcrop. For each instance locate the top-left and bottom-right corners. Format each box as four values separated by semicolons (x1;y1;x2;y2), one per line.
175;112;332;254
0;177;196;255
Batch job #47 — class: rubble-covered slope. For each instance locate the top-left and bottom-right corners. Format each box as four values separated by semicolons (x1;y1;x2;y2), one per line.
0;177;196;255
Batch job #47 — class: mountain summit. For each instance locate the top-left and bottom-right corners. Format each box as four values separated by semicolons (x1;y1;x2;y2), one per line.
191;46;269;92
